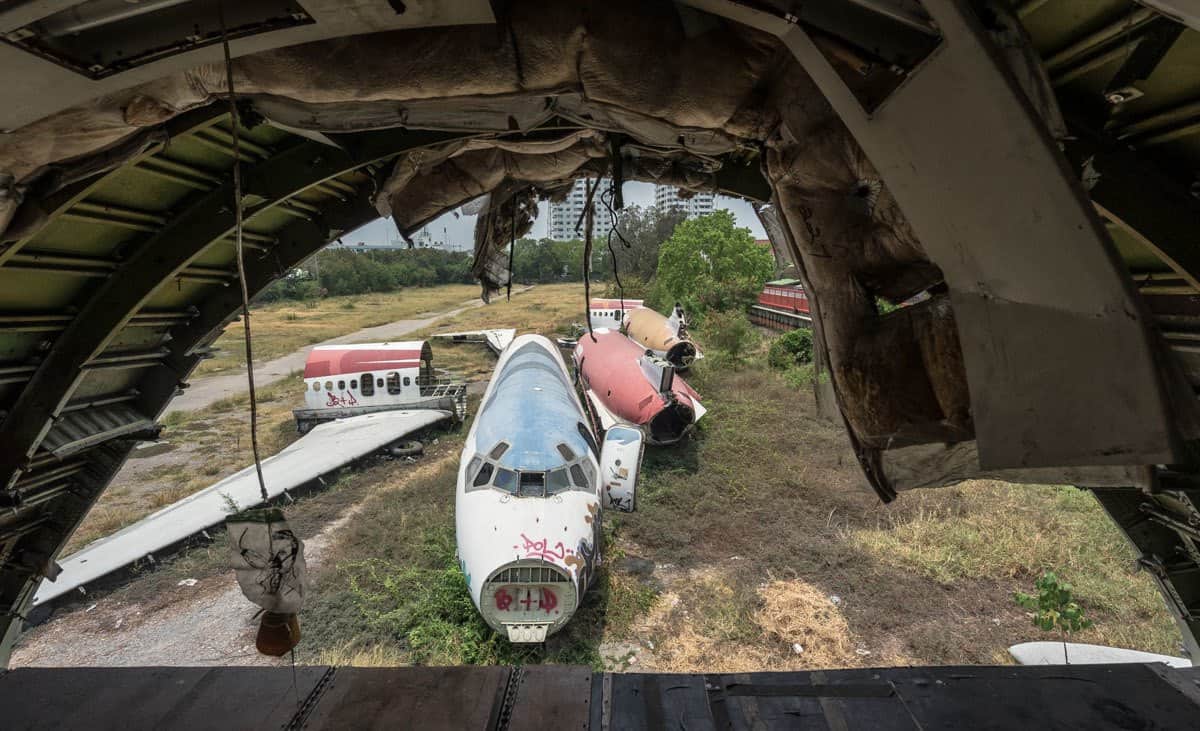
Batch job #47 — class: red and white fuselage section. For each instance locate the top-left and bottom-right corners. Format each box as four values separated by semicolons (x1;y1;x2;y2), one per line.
295;341;466;431
573;329;705;445
588;298;644;330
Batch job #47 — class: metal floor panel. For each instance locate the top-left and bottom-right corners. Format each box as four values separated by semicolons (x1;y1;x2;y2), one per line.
0;666;328;730
1;663;1198;729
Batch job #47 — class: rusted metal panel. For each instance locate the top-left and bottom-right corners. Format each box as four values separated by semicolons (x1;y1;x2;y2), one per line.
2;665;1200;729
506;664;592;730
0;666;327;729
607;673;715;731
299;666;508;729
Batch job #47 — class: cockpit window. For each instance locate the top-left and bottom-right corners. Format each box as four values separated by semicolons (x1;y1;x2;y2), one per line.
473;462;494;488
556;443;575;461
493;468;517;493
577;422;599;456
546;468;572;495
518;471;545;498
569;464;587;489
489;442;510;459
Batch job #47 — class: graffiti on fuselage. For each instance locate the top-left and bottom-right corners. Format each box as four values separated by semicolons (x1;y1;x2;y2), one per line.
492;586;560;616
324;391;359;408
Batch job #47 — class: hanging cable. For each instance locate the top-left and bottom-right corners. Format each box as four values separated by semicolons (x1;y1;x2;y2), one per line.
507;197;516;301
219;4;268;504
581;176;598;342
599;183;633;317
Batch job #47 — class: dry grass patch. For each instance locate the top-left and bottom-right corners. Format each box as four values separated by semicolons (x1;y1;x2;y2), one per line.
415;284;585;379
757;579;862;668
846;481;1181;656
196;284;480;375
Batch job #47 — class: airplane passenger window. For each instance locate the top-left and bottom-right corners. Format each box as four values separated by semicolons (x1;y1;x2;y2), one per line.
313;381;321;391
376;378;384;387
338;380;345;390
387;372;401;394
473;462;494;487
403;376;411;387
493;468;517;493
325;381;333;391
350;379;358;390
360;373;374;396
546;468;572;495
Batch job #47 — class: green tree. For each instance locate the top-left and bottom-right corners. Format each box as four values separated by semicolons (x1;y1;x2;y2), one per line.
654;210;775;316
767;329;814;370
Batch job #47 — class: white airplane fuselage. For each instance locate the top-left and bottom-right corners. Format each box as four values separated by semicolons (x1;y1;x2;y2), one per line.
456;334;602;643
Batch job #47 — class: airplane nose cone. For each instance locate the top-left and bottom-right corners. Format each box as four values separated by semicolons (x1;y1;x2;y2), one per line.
479;560;578;641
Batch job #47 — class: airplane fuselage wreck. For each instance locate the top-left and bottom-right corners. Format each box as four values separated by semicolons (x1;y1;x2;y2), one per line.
456;335;611;643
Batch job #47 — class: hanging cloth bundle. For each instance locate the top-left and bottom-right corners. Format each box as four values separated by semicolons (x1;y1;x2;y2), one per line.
216;3;306;656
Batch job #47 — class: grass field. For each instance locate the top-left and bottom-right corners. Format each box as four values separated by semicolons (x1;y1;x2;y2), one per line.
289;288;1182;669
59;282;1181;669
195;284;481;376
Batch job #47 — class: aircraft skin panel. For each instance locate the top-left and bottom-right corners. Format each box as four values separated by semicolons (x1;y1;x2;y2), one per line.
434;329;516;356
456;335;602;638
573;329;703;444
33;409;450;606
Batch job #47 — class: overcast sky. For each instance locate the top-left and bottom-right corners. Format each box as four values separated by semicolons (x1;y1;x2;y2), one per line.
346;181;767;249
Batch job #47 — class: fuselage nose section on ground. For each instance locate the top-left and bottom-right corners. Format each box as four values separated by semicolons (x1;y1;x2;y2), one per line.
455;335;602;641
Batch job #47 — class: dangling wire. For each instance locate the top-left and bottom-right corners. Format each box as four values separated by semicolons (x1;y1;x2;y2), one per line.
580;176;598;342
219;4;268;504
599;183;632;318
506;198;516;302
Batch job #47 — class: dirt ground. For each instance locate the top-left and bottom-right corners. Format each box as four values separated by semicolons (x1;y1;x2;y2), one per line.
12;450;459;668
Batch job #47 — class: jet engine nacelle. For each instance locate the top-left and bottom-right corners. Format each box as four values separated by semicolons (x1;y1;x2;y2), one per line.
599;425;644;512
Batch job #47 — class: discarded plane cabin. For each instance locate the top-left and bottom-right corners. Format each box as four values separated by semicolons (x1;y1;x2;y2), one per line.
2;0;1200;725
622;306;700;369
295;341;467;431
750;278;812;330
456;334;639;643
574;329;705;445
587;298;644;331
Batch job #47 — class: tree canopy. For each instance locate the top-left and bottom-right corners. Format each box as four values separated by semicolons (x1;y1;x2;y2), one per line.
654;210;774;316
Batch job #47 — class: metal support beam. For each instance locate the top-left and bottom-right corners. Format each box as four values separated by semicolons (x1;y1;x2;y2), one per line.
686;0;1179;470
1068;119;1200;292
0;127;469;666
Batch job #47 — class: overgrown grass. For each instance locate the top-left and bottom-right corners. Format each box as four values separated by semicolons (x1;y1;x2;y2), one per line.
196;284;480;375
412;283;586;379
622;354;1181;666
846;482;1180;654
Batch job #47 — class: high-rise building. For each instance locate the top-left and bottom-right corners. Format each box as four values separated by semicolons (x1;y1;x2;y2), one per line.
547;177;616;242
654;185;716;218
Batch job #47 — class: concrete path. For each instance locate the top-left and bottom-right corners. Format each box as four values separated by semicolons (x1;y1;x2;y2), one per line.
165;289;527;415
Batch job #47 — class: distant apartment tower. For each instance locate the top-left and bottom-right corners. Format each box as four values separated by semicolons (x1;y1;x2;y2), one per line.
654;185;716;218
547;177;615;241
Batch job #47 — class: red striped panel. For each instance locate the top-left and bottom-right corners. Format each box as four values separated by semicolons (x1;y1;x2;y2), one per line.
303;348;423;378
589;299;644;309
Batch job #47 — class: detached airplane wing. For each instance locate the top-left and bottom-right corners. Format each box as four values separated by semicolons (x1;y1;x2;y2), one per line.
34;410;450;606
434;328;516;356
